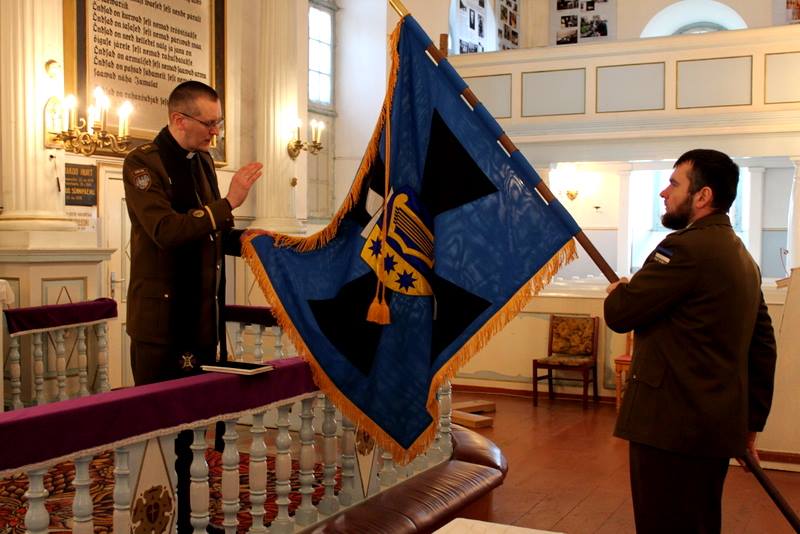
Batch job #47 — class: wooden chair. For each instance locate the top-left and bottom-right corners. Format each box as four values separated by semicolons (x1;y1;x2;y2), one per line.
532;315;600;408
613;332;634;412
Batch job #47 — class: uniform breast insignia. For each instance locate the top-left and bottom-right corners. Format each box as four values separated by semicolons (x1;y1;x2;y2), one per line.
191;209;205;218
654;246;673;265
180;352;196;370
132;169;152;191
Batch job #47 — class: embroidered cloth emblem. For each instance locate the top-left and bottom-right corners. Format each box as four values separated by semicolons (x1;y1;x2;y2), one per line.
133;169;151;191
180;352;196;370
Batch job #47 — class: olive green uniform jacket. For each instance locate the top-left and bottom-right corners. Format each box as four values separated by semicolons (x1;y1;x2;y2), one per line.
605;213;777;458
123;127;240;357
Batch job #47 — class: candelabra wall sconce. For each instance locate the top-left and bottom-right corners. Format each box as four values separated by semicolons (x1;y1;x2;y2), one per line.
287;119;325;160
44;65;134;156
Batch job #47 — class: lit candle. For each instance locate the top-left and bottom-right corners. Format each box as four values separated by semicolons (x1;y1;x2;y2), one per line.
64;94;77;130
316;121;325;144
295;118;302;143
87;105;97;134
117;101;133;137
100;94;110;132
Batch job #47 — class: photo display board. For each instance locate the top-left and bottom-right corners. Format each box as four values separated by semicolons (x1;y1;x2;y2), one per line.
550;0;616;46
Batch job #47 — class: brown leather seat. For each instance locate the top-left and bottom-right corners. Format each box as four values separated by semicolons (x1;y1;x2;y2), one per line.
310;426;507;533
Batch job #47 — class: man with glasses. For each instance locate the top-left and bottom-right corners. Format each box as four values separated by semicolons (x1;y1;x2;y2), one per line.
123;80;262;533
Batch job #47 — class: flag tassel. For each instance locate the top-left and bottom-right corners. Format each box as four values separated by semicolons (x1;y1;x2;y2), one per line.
366;292;391;324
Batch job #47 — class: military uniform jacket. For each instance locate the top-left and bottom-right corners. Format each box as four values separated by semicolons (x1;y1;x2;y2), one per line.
123;127;241;355
605;213;776;458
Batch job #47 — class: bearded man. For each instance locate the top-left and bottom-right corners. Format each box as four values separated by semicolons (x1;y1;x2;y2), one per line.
604;148;777;534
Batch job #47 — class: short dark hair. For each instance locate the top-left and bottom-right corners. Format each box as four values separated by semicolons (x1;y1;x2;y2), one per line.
167;81;218;115
674;148;739;212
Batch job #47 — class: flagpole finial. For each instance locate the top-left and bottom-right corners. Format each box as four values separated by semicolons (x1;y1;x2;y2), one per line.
388;0;409;17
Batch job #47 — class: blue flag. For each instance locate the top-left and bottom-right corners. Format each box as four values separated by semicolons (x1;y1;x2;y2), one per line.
243;15;580;461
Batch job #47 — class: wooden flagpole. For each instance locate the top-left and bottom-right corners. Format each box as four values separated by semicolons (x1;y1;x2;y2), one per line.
389;0;409;17
386;0;618;284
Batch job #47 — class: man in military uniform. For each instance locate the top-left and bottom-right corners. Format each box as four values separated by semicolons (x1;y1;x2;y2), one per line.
123;81;262;533
604;149;776;534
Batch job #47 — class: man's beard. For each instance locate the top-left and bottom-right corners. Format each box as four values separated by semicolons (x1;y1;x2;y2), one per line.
661;194;693;230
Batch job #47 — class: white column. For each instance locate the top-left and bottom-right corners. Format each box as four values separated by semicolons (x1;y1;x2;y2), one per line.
0;0;89;249
616;166;632;276
788;157;800;270
746;166;765;266
251;0;306;234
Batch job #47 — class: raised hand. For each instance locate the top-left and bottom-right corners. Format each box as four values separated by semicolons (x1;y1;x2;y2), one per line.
226;162;263;209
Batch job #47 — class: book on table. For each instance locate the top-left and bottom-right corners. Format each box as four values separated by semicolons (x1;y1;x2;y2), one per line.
201;361;274;375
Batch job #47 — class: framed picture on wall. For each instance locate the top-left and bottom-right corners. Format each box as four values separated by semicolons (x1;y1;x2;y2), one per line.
64;0;227;162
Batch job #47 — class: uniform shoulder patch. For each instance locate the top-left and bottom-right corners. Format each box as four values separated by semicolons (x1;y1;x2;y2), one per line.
132;168;152;191
653;246;672;264
191;209;205;218
137;143;158;154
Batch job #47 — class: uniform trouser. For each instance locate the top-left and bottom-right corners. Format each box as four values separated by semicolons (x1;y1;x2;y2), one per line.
130;340;223;533
629;441;730;534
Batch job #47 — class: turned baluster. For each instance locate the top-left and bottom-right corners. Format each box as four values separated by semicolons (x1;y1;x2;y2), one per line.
72;455;94;533
296;397;317;525
221;419;240;533
190;428;210;534
32;333;46;405
113;446;132;533
318;395;340;515
248;410;268;533
271;403;293;534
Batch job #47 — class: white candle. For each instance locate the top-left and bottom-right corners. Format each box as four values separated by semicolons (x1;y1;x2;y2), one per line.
117;101;132;137
316;121;325;143
87;105;97;134
64;95;77;130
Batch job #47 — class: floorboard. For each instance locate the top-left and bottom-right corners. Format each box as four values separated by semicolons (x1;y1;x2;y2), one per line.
453;392;800;534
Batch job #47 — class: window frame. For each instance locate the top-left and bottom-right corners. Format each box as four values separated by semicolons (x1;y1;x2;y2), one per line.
308;0;338;114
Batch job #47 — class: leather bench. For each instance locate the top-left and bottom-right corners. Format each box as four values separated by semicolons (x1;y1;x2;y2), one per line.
311;425;508;533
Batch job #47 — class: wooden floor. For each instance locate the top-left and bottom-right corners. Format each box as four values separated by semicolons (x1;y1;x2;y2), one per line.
453;391;800;534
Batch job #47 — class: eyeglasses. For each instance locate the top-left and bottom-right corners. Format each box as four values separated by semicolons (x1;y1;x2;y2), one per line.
177;111;224;130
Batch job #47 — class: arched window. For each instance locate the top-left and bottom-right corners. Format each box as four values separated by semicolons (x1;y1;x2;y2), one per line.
640;0;747;38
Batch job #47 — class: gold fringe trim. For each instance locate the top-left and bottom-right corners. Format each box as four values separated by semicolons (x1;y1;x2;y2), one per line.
242;236;577;463
270;19;406;253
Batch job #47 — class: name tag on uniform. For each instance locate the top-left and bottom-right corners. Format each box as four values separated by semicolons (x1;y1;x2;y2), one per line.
654;246;672;264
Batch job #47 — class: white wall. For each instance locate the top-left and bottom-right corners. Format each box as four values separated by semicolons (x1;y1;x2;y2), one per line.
617;0;775;39
333;0;387;208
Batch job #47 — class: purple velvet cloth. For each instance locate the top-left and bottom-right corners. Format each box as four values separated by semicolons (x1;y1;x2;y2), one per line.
224;304;277;327
0;357;315;474
4;298;118;336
